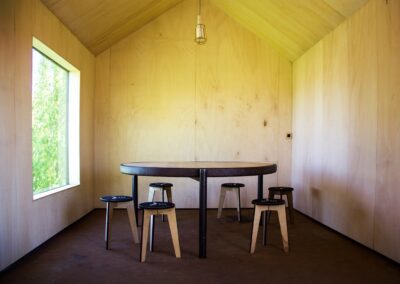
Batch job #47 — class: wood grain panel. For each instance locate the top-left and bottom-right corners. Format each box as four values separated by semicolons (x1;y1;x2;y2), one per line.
94;0;292;209
318;22;350;230
40;0;368;60
195;3;281;205
277;57;293;186
211;0;369;61
292;40;323;216
323;0;369;17
0;0;95;270
94;0;197;208
293;0;400;262
375;0;400;262
0;0;17;269
344;0;377;246
41;0;183;55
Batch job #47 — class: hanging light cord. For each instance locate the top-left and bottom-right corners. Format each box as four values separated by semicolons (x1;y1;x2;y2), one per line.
198;0;201;16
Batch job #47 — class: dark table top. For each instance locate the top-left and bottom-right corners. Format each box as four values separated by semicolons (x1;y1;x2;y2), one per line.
120;161;277;177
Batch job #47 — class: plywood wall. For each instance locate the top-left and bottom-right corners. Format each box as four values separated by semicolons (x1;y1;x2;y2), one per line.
94;0;292;208
292;0;400;263
0;0;95;270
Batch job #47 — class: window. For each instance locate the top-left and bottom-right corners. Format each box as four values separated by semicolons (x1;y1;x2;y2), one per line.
32;37;80;199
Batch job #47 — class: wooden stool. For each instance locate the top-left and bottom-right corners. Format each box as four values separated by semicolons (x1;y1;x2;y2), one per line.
139;201;181;262
217;183;244;222
249;198;289;253
148;182;173;222
268;186;294;223
99;195;139;250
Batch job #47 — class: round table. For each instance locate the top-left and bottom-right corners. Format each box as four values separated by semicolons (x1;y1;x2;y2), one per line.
120;161;277;258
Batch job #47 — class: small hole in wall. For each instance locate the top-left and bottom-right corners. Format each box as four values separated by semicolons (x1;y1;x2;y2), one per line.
286;133;292;139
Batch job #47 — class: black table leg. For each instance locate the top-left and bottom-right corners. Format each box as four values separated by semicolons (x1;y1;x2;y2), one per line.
132;175;138;225
258;175;263;199
199;168;207;258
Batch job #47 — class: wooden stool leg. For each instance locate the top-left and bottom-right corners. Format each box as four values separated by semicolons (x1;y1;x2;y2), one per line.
148;187;156;202
277;205;289;252
217;187;227;219
287;192;294;224
162;188;173;222
140;210;151;262
165;187;173;202
126;203;139;244
236;187;241;222
167;209;181;258
250;205;262;253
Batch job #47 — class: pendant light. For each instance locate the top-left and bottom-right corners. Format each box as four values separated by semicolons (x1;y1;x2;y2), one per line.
195;0;206;44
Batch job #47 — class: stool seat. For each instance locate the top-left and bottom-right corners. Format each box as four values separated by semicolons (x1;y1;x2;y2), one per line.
139;201;175;210
100;195;133;203
221;183;245;188
149;182;173;188
252;198;285;206
268;186;294;193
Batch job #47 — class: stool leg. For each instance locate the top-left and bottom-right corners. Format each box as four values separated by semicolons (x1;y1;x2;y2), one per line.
166;209;181;258
148;187;155;202
165;187;173;202
149;215;155;252
268;191;274;199
236;187;241;222
287;192;294;224
262;211;268;246
162;188;173;222
277;205;289;252
161;189;165;222
105;202;115;250
217;187;227;219
140;210;151;262
126;203;139;244
105;202;111;249
250;205;262;253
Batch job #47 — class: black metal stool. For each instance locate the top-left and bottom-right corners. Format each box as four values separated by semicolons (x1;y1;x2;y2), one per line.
99;195;139;250
250;198;289;253
268;186;294;223
139;201;181;262
217;183;245;222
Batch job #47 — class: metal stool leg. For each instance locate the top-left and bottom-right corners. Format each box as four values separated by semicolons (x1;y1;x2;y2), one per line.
105;202;111;250
287;192;294;224
105;202;115;250
236;187;241;222
149;215;155;252
262;211;268;246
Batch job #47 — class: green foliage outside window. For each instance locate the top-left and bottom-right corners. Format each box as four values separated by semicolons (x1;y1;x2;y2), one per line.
32;48;68;194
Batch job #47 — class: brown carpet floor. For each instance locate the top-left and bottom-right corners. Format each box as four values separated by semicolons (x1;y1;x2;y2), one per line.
1;209;399;284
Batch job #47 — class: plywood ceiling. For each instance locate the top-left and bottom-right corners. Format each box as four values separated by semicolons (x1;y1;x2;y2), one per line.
41;0;369;60
40;0;184;55
210;0;369;61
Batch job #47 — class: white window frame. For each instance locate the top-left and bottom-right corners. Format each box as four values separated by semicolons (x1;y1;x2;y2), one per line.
32;37;80;200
